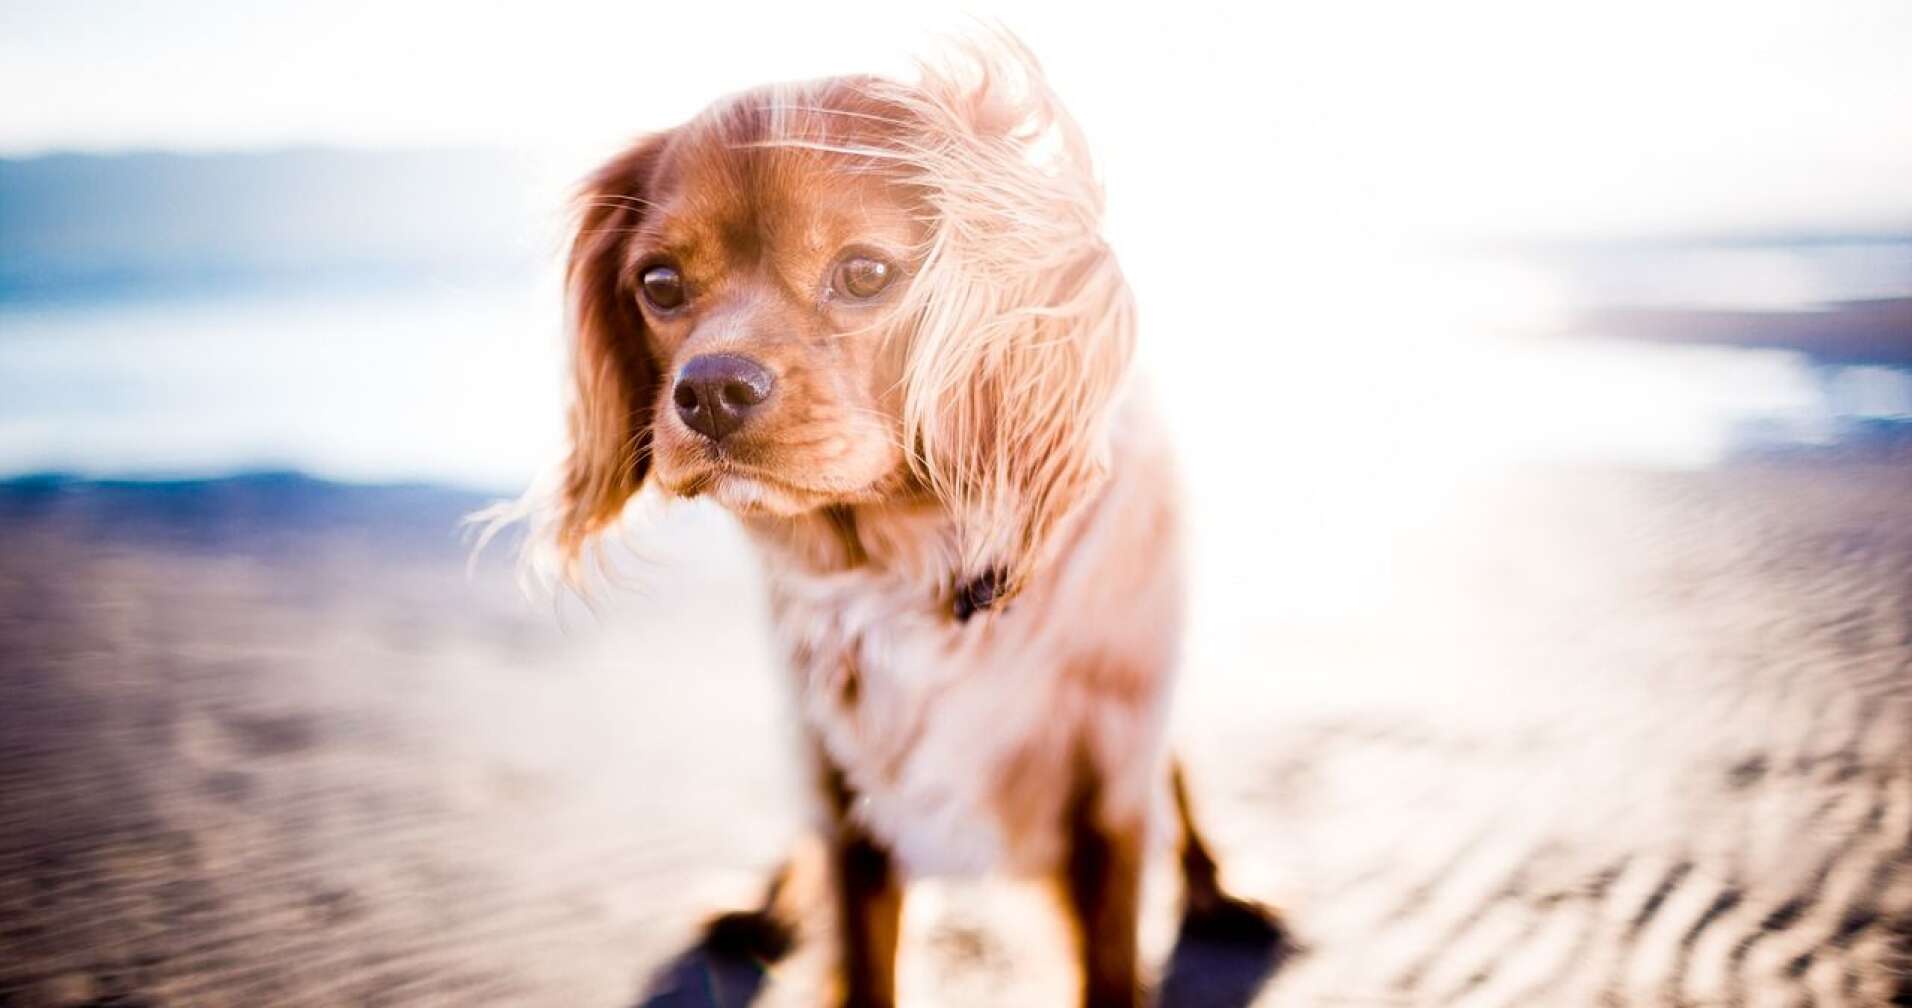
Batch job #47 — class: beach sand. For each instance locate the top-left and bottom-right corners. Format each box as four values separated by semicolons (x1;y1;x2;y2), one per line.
0;453;1907;1007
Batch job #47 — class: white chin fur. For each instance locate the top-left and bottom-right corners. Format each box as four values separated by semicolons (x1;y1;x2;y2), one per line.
710;474;811;516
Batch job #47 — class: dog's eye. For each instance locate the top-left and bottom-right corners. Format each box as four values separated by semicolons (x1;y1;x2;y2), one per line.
833;256;894;300
640;265;686;310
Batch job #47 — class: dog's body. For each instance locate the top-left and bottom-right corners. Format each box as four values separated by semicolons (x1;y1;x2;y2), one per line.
756;391;1182;878
528;39;1276;1007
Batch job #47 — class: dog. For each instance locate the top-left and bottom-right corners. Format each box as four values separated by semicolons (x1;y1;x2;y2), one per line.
527;37;1278;1008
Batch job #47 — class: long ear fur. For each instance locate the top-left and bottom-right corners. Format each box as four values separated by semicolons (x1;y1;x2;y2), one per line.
553;135;669;577
873;36;1137;600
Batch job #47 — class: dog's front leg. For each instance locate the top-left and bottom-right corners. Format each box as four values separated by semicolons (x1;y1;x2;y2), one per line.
821;761;902;1008
1059;767;1144;1008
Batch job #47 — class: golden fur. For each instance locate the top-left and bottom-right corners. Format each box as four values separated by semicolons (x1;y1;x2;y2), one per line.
498;34;1276;1007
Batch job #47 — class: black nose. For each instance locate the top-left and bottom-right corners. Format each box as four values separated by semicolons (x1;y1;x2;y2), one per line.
672;353;774;442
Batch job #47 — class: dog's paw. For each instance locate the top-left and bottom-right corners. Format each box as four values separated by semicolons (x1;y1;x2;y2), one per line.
701;908;797;964
1181;894;1290;947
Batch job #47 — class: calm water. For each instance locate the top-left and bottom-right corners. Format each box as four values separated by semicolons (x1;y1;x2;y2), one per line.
0;278;565;490
1;254;1906;492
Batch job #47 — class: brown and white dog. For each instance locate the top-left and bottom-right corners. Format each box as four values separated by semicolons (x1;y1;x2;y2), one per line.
527;37;1278;1008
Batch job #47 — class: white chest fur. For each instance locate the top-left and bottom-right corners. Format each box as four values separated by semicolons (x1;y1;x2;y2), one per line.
752;402;1187;878
765;541;1179;875
772;566;1074;876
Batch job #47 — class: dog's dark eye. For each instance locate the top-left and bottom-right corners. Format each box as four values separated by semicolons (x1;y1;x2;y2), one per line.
834;256;893;300
640;265;686;310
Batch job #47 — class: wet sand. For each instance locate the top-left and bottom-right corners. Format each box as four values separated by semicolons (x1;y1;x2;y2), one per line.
0;455;1907;1007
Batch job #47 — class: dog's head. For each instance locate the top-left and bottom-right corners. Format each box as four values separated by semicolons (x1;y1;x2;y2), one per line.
553;41;1134;603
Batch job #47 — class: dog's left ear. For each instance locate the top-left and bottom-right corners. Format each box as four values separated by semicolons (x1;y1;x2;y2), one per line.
553;134;670;575
881;45;1137;610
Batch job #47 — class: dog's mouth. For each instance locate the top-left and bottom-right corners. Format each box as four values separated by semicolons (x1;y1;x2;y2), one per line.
653;411;901;518
665;459;836;517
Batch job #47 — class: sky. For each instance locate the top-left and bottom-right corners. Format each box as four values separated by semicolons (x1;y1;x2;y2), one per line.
2;1;1909;618
5;0;1912;244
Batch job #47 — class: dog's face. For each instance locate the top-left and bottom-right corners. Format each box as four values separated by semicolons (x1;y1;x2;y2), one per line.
620;87;926;517
553;57;1136;599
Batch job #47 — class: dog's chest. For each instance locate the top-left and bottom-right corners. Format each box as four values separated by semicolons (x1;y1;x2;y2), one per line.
772;572;1075;877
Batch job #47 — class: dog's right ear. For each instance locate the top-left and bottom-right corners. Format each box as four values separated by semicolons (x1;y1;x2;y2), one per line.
555;133;670;574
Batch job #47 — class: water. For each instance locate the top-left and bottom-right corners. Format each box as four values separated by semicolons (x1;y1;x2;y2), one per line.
0;253;1906;491
0;277;566;490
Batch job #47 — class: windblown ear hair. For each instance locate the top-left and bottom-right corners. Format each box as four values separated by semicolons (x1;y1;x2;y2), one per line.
873;37;1137;603
553;135;669;577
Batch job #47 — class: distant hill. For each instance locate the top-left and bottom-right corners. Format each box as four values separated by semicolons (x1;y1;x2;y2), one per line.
0;471;495;557
0;148;558;301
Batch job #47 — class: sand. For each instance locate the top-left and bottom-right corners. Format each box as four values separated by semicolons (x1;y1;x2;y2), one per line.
0;454;1907;1007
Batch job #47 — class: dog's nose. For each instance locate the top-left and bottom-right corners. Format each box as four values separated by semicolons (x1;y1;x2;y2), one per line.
673;353;774;442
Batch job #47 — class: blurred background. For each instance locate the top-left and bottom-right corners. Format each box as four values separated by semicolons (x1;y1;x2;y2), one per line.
2;2;1908;1006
